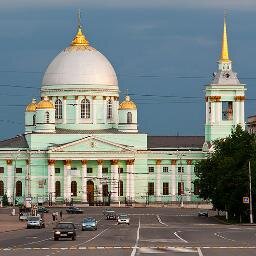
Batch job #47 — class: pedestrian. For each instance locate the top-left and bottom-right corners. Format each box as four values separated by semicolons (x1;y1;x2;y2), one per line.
52;212;55;221
60;210;63;220
55;211;58;220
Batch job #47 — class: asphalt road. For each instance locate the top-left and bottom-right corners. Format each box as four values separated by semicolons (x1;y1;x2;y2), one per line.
0;207;256;256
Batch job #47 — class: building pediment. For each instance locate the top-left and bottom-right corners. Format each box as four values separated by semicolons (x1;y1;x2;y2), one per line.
48;135;136;153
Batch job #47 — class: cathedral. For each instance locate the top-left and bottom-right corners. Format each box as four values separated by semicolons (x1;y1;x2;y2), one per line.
0;17;245;206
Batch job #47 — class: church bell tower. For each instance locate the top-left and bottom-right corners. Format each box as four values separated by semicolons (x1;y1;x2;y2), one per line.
205;17;246;142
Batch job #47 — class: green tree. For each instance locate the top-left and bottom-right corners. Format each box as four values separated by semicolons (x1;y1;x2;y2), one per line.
195;126;256;222
2;194;9;206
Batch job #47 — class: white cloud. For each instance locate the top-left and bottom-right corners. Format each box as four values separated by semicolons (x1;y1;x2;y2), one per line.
2;0;256;10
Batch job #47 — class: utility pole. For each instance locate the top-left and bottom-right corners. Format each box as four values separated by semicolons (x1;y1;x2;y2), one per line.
249;161;253;224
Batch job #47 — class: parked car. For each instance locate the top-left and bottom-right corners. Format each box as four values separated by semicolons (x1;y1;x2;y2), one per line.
53;222;76;241
66;206;84;214
198;211;208;217
82;217;97;231
117;214;130;225
103;208;113;216
105;210;117;220
37;207;49;213
27;216;45;229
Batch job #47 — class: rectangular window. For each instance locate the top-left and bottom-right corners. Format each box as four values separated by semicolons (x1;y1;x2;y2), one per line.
194;180;200;195
16;168;22;173
118;167;123;173
87;168;93;173
0;167;4;173
222;101;233;120
163;167;168;173
102;167;108;174
178;182;184;195
55;168;60;174
71;167;77;170
148;182;154;195
163;182;169;195
178;166;184;173
148;167;154;173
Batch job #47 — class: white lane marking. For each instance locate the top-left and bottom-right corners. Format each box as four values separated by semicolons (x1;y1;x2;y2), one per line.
173;231;188;243
139;247;165;253
131;217;140;256
75;227;111;246
214;232;236;242
197;247;204;256
156;215;168;226
168;247;197;252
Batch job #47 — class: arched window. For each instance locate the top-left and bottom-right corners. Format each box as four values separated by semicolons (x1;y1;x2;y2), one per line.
55;99;63;119
107;99;112;119
55;181;61;197
45;111;50;124
127;112;132;124
16;181;22;197
0;180;4;196
81;99;91;119
33;114;36;126
118;180;123;196
71;181;77;196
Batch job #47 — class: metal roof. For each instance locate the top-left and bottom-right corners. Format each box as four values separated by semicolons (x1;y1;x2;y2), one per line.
0;134;28;149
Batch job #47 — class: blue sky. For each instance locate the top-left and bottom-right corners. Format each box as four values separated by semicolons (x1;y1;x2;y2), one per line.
0;0;256;139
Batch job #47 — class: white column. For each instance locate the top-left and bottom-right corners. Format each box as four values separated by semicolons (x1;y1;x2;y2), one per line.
171;160;176;201
97;160;103;202
64;160;71;202
63;97;67;124
6;160;13;203
240;100;245;126
126;161;130;199
75;96;79;124
205;101;209;124
25;160;29;197
103;97;107;124
93;96;97;124
48;160;56;203
129;160;135;201
81;160;87;203
211;102;215;123
234;100;239;124
186;160;192;201
156;160;161;202
111;160;119;202
216;101;221;123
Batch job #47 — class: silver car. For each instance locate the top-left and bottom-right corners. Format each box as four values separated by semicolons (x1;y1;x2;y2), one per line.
117;214;130;225
27;216;45;229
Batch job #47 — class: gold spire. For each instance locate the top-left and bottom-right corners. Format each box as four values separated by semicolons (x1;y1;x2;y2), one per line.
70;10;89;47
219;16;230;63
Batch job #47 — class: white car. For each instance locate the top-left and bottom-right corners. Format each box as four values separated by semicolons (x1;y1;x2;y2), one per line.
117;214;130;225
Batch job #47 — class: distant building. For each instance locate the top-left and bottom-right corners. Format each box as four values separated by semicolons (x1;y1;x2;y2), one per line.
0;17;246;205
247;116;256;134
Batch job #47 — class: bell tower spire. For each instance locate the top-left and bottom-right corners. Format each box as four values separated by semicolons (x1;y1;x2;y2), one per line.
218;14;232;71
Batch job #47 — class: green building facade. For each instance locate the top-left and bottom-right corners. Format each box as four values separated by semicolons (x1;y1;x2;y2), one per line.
0;18;245;205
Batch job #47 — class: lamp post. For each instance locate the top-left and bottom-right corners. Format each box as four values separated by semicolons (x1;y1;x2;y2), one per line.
249;161;253;224
13;150;21;206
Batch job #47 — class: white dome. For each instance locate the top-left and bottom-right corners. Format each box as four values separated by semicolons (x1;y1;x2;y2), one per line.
42;46;118;87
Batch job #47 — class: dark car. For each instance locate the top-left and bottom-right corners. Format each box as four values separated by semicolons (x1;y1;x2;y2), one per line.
82;217;97;231
53;222;76;241
37;207;49;213
198;211;208;217
106;210;117;220
66;206;84;214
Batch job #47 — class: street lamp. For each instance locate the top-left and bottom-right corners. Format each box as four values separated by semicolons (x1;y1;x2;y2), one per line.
13;149;21;206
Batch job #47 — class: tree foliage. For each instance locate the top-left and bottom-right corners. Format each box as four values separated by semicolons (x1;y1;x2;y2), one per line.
195;126;256;221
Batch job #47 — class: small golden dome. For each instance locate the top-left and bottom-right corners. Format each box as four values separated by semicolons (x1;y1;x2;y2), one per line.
25;98;37;112
37;97;54;109
70;26;89;47
119;96;137;110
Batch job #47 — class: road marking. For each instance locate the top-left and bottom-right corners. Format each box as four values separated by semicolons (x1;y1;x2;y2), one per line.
139;247;165;253
131;217;140;256
156;215;168;226
75;227;111;246
214;232;236;242
174;231;188;243
197;247;204;256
